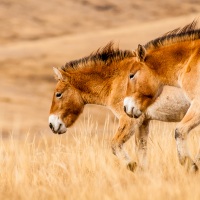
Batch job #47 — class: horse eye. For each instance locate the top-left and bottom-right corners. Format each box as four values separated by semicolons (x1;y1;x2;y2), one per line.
56;92;62;99
129;74;135;79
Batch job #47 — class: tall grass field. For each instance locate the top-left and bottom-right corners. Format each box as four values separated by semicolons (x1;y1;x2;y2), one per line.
1;114;200;200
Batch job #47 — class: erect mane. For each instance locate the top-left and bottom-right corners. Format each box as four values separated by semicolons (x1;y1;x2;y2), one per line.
61;42;134;71
144;20;200;51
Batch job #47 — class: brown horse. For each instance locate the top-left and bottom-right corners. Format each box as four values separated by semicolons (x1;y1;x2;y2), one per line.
124;21;200;172
49;42;190;171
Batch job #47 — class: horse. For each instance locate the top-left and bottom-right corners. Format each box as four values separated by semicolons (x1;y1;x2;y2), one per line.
48;42;190;171
124;21;200;172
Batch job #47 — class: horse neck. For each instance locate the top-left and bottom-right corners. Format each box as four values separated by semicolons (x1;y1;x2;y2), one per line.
68;69;118;106
146;42;194;86
81;77;113;105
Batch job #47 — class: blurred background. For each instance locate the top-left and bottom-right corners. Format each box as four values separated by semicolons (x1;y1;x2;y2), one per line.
0;0;199;136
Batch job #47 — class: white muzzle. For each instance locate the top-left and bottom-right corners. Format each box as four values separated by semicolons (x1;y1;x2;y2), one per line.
49;114;67;134
123;97;142;118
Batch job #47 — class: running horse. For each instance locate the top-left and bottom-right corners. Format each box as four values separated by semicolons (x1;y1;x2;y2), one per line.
124;21;200;172
49;42;190;171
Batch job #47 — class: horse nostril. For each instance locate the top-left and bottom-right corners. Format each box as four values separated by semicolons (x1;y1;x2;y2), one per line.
49;123;53;130
124;106;126;112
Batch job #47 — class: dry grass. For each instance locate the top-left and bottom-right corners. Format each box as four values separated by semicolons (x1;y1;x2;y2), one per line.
1;115;200;200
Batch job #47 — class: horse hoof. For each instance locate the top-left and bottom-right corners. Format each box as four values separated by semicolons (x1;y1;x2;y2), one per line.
127;162;137;172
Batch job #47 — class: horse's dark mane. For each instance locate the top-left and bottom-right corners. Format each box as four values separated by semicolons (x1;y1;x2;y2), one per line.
61;42;134;71
144;20;200;51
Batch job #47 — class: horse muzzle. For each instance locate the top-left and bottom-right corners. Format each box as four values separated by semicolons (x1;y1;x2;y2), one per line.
48;114;67;134
123;97;142;118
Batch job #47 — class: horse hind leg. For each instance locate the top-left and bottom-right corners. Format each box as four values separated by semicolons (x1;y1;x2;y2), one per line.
175;129;198;172
175;100;200;172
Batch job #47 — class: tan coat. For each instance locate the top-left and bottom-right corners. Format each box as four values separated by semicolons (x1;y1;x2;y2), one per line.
49;42;190;171
124;21;200;172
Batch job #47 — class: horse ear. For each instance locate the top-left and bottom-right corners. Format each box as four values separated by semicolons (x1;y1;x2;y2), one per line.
136;44;146;62
53;67;64;80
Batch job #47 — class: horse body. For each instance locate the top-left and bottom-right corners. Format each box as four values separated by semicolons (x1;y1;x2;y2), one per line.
146;86;190;122
49;43;190;171
124;21;200;172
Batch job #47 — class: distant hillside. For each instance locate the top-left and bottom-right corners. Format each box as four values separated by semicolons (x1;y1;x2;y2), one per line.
0;0;199;44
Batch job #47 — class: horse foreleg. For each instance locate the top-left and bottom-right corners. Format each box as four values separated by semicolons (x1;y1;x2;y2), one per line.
135;120;149;170
111;116;137;171
175;100;200;172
